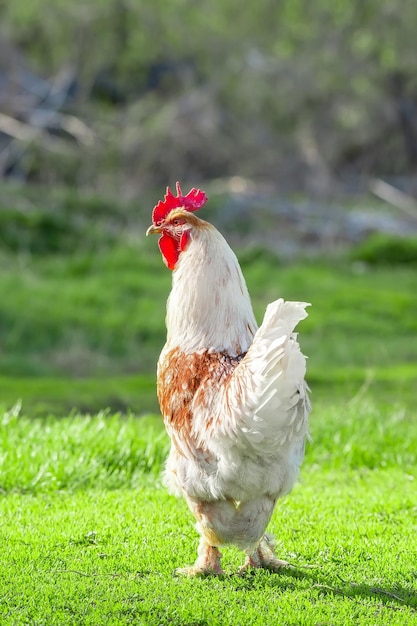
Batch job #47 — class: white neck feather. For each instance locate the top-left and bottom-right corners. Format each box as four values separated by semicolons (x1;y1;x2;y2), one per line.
165;225;257;355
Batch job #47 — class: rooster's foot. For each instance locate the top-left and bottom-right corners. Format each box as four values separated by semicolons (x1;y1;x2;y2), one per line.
238;535;290;574
176;545;224;577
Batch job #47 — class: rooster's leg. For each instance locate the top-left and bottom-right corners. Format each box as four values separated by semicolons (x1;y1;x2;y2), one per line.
239;535;290;574
176;537;224;576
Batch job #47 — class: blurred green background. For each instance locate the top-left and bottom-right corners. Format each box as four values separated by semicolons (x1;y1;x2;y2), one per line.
0;0;417;416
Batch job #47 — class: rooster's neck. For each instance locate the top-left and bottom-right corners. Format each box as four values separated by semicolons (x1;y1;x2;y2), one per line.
165;226;257;356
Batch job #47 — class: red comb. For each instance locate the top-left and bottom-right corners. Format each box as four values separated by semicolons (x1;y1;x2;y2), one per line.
152;182;208;225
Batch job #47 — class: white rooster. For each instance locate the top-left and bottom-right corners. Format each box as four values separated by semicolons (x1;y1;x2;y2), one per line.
147;183;311;575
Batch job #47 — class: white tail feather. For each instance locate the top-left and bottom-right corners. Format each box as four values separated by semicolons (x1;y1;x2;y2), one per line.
210;299;311;457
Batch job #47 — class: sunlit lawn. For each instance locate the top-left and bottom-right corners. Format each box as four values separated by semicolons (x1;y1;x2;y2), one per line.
0;398;416;625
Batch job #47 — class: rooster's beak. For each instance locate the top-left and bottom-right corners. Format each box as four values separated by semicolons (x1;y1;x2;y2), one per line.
146;224;161;236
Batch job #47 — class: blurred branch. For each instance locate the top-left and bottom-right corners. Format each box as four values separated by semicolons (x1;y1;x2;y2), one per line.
369;178;417;222
0;113;39;142
59;114;95;145
0;111;94;147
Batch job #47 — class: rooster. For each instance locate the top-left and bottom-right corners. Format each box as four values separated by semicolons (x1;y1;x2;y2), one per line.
146;183;311;575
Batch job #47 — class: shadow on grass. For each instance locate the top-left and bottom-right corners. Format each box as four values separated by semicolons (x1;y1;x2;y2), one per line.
223;564;417;612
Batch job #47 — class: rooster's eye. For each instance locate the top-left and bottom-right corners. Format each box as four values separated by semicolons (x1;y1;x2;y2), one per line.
172;219;183;226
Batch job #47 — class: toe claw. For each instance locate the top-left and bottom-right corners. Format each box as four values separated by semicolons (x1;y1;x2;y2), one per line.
176;544;224;576
239;536;292;574
175;565;224;577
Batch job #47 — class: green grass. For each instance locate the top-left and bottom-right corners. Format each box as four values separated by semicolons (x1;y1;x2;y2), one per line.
0;400;416;625
0;374;156;417
1;245;417;414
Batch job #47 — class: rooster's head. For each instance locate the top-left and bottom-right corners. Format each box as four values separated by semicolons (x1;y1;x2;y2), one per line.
146;182;208;270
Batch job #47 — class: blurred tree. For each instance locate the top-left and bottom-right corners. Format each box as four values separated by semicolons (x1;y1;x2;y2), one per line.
0;0;416;192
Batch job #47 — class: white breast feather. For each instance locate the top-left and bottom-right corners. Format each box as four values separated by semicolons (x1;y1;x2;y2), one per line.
166;225;257;355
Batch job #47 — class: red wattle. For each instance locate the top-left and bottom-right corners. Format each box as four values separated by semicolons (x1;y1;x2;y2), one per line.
180;231;190;252
158;231;191;270
158;234;179;270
